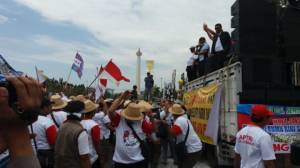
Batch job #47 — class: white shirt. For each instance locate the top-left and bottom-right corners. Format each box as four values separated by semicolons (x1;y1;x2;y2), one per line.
48;111;67;127
174;116;202;153
198;43;210;61
160;110;174;126
235;125;276;168
78;131;90;155
215;35;224;52
81;119;100;164
0;150;9;161
93;111;111;140
32;115;57;150
187;56;194;66
113;115;145;164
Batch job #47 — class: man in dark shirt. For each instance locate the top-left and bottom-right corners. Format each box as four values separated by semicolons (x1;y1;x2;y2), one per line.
131;85;138;100
144;72;154;101
204;23;231;72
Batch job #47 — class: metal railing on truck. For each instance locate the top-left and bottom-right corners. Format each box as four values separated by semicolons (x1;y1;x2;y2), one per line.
185;61;242;91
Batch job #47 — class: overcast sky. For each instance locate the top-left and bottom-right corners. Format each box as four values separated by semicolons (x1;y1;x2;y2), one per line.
0;0;235;91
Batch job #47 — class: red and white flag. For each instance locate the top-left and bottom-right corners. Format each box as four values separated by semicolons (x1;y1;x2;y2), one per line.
100;59;130;86
95;78;107;100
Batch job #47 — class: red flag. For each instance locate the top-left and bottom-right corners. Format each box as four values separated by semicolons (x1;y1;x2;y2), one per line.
100;59;130;85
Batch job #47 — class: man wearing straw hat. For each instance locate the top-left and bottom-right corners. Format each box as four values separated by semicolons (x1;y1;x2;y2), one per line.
158;100;174;165
81;100;101;168
138;100;161;168
93;98;114;168
169;104;202;168
54;100;91;168
49;95;68;128
108;92;153;168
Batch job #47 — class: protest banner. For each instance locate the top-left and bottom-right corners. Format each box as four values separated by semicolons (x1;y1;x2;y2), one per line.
237;104;300;154
183;84;220;145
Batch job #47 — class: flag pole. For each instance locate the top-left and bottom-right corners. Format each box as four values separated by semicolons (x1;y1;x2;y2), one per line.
63;67;72;91
88;65;103;88
35;66;40;83
88;70;101;88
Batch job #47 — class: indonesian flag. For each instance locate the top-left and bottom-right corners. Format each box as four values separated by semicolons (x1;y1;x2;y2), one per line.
95;78;107;100
100;59;130;86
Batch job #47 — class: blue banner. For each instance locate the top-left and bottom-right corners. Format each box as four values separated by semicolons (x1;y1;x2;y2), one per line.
237;104;300;116
0;55;23;81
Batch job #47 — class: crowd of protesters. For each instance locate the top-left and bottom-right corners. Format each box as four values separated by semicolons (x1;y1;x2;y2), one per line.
186;23;232;82
0;23;280;168
0;76;204;168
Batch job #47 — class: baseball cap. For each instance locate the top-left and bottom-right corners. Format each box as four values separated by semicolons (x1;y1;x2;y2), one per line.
251;105;273;118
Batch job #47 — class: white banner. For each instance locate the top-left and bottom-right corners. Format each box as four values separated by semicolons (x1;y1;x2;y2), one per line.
204;85;223;145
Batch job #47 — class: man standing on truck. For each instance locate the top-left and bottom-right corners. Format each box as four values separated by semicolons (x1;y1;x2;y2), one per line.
203;23;231;72
234;105;276;168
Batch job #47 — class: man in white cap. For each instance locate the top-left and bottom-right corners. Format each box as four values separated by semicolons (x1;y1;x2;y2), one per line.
169;104;202;168
48;95;68;128
81;100;101;168
108;91;153;168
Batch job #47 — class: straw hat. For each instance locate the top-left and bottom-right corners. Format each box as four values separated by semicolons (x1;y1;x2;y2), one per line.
76;95;86;102
121;103;143;121
123;100;132;107
138;100;153;112
69;96;76;101
51;95;68;110
83;100;99;113
169;104;185;115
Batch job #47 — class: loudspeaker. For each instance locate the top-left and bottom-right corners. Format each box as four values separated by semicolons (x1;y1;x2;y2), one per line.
242;56;286;88
231;0;278;55
231;0;300;105
281;6;300;62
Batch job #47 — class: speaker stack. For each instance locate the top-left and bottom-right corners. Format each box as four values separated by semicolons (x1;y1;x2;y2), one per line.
231;0;300;105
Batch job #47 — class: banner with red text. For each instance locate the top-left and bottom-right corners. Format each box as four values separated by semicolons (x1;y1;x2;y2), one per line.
237;104;300;153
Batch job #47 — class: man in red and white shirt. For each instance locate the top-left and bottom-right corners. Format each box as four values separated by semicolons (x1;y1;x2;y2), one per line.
48;95;68;128
234;105;276;168
81;100;101;168
169;104;202;168
32;98;58;168
93;98;114;168
108;92;153;168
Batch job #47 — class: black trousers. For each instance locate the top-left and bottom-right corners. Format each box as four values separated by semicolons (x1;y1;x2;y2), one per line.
208;51;227;73
92;158;101;168
198;60;205;77
178;151;201;168
186;66;192;82
37;150;54;168
114;160;146;168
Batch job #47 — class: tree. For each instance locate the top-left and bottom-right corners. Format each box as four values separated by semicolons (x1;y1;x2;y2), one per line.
44;78;88;97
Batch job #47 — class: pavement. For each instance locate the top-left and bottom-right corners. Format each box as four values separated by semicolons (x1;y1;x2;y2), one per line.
157;158;211;168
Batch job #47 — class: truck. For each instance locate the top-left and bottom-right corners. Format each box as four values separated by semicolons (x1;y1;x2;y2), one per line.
184;60;241;167
184;60;300;168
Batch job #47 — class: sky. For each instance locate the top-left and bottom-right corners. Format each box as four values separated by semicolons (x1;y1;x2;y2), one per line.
0;0;235;92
